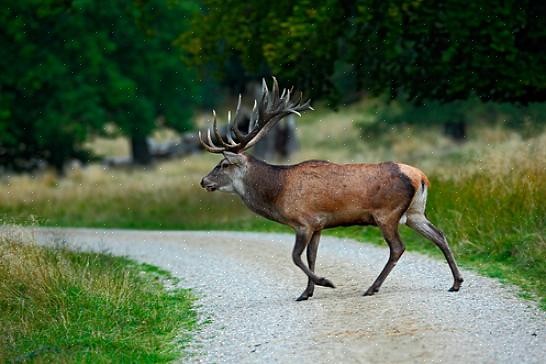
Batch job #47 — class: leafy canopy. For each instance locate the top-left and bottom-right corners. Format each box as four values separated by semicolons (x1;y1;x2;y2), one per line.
0;0;200;171
185;0;546;104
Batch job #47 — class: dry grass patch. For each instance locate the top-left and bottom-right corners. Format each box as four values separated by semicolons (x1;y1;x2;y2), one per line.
0;98;544;307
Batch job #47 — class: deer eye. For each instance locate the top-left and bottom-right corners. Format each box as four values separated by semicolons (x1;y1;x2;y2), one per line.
220;161;230;169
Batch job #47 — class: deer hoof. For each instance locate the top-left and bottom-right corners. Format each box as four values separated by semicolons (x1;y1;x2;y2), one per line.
316;277;335;288
296;294;309;301
449;278;464;292
363;287;379;296
296;289;313;301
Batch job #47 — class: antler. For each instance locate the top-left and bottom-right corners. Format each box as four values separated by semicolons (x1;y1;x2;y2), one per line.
199;77;313;154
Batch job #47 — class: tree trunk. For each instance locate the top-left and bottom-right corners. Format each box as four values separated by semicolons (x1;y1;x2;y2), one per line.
51;158;65;176
130;134;152;165
443;120;467;141
251;116;299;161
276;114;299;159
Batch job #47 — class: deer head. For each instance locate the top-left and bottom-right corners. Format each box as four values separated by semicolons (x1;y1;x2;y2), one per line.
200;77;313;194
200;151;247;193
198;78;464;301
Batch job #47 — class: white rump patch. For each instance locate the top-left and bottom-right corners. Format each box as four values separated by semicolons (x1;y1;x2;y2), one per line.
403;183;428;225
407;184;428;215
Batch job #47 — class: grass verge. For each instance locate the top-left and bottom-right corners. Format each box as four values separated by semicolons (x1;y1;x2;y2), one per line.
0;231;197;363
0;100;544;310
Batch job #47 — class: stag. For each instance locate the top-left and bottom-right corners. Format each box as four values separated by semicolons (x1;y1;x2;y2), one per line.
200;78;463;301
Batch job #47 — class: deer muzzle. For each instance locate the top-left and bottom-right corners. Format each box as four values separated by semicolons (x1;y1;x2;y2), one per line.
200;177;218;192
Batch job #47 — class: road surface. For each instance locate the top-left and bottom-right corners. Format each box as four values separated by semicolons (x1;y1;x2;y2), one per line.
29;228;545;363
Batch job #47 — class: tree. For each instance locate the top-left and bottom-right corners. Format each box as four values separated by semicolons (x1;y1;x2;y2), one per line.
185;0;546;107
0;1;108;171
350;0;546;104
105;0;201;164
350;0;546;138
0;0;201;172
182;0;345;100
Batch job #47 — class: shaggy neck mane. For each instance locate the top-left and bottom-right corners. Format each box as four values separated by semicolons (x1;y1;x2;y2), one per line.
239;156;285;220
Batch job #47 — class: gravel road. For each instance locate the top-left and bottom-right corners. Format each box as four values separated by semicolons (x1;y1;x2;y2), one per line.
29;228;544;363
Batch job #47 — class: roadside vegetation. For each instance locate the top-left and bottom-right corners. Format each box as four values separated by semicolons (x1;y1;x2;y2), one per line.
0;99;544;309
0;228;197;363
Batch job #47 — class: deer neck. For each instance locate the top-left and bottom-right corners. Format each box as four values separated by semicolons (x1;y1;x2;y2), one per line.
238;156;286;222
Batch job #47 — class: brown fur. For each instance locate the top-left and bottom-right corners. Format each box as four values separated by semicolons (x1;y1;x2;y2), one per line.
201;154;463;300
398;163;430;191
240;158;287;222
199;79;462;300
242;158;417;230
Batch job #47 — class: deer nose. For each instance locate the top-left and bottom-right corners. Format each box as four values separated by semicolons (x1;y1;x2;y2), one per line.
200;177;217;192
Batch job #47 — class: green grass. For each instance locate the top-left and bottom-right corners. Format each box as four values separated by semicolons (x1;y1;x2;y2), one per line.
0;99;544;310
0;234;197;363
4;166;543;310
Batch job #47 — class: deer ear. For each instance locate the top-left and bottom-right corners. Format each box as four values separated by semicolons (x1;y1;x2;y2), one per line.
223;151;246;165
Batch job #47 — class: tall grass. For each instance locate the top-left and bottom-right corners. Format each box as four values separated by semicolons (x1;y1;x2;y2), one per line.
0;154;255;230
0;229;197;363
0;99;544;307
425;136;546;305
362;97;546;135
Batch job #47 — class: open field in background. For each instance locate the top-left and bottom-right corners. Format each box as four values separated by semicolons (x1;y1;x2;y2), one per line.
0;99;544;308
0;227;197;363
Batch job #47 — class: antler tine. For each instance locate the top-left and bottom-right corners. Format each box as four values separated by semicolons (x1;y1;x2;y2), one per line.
198;130;224;153
286;94;303;116
290;90;303;107
262;78;269;98
211;110;227;147
200;76;313;155
225;111;239;146
258;79;270;120
290;91;313;111
271;76;280;107
260;78;270;112
298;98;314;111
298;90;304;103
206;128;220;150
284;88;291;106
249;99;259;133
231;94;246;140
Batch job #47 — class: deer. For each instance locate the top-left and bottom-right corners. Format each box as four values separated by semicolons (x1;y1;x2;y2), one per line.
199;78;464;301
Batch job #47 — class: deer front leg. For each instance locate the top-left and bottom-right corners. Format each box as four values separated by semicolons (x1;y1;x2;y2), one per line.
292;229;334;301
296;231;322;301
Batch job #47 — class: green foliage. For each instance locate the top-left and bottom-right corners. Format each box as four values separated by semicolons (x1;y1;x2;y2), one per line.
182;0;345;98
360;97;546;138
0;237;197;363
186;0;546;105
0;0;200;171
1;137;544;307
352;0;546;103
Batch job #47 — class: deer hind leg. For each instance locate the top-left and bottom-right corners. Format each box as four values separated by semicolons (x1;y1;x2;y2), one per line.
296;231;322;301
364;220;406;296
292;228;334;301
406;213;464;291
